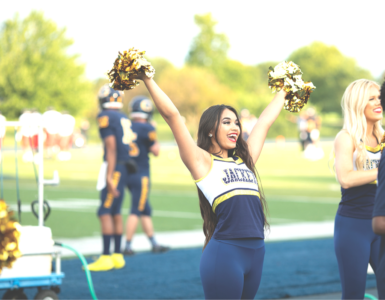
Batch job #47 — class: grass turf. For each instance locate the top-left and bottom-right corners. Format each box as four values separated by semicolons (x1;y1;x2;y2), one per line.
0;141;340;238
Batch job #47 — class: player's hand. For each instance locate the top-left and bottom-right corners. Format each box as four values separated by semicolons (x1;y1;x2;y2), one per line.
107;178;120;198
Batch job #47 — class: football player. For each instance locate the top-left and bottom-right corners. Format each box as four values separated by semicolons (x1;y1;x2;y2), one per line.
87;84;130;271
123;96;169;255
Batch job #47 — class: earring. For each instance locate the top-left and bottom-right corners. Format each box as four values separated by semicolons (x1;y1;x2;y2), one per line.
209;134;212;137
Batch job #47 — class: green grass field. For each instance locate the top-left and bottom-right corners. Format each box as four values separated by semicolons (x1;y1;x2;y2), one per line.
0;141;340;239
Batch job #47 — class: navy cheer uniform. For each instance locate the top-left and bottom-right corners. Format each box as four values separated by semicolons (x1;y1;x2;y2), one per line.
196;155;265;299
97;110;133;216
373;153;385;299
126;121;156;216
334;144;382;299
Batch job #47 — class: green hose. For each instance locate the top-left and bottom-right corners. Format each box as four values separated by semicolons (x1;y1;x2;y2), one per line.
55;242;98;300
364;294;378;300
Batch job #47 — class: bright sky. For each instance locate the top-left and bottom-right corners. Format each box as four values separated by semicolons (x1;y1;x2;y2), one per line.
1;0;385;80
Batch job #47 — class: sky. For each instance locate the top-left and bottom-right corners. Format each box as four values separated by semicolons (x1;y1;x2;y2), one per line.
1;0;385;80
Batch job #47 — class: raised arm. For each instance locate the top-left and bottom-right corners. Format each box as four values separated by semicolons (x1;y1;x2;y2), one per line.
141;77;211;180
334;131;377;189
247;90;286;164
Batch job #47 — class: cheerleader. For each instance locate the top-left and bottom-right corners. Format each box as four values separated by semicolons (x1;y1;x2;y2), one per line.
334;79;383;299
134;73;286;299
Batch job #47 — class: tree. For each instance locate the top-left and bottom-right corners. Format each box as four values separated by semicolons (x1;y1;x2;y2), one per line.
158;66;236;132
0;11;92;118
288;42;372;113
185;13;230;68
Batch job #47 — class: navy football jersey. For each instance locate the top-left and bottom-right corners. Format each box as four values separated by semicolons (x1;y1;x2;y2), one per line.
129;122;156;171
97;110;134;162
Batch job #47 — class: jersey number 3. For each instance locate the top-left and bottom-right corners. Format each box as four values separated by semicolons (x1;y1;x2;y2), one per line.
120;118;139;157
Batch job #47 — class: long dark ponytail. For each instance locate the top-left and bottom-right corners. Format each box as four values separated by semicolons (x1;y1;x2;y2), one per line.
197;105;269;249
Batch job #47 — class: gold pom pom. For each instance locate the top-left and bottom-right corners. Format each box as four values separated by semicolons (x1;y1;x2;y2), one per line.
0;200;21;273
268;61;316;113
107;48;155;91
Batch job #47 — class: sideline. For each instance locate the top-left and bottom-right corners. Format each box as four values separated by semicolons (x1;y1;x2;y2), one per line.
8;194;339;215
55;220;335;257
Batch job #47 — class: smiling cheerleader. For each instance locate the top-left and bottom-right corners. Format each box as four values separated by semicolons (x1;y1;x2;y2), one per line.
120;70;288;299
333;79;384;299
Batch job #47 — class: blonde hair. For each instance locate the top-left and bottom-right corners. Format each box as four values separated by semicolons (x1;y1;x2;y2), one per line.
341;79;383;170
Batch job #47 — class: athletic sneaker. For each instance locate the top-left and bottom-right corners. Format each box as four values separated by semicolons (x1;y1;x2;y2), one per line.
152;245;170;253
87;255;114;272
111;253;125;269
123;249;135;256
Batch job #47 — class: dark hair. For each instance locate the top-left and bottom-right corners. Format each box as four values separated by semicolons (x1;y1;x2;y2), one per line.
381;80;385;111
196;104;269;249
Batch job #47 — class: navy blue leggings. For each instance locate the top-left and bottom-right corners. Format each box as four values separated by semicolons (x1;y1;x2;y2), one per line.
200;238;265;299
334;214;381;299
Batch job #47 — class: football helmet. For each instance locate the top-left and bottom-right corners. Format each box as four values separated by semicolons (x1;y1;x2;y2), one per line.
98;84;124;109
130;96;153;119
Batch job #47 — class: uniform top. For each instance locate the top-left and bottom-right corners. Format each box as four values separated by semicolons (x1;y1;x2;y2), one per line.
373;153;385;298
195;155;264;240
97;110;131;162
129;121;156;171
338;144;383;219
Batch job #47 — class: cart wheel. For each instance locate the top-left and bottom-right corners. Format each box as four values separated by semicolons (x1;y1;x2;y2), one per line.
2;289;28;300
33;290;58;300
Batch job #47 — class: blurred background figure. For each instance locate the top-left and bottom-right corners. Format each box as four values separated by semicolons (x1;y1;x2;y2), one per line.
303;107;324;161
73;128;86;148
80;119;90;144
30;109;42;164
42;107;61;158
124;96;169;255
297;110;309;151
18;109;42;163
18;109;33;162
57;111;75;161
240;109;258;141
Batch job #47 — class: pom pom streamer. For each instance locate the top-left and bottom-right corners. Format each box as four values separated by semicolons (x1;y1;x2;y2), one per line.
0;199;21;273
107;48;155;91
268;61;316;113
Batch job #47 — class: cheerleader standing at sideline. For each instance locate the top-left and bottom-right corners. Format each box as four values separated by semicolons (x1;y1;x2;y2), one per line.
132;72;287;299
334;79;383;299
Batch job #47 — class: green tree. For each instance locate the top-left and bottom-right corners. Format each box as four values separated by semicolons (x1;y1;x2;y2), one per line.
186;13;230;68
185;13;296;137
288;42;372;113
0;11;92;118
158;66;236;133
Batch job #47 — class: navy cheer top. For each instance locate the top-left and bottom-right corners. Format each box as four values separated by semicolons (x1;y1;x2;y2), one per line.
195;155;264;240
338;144;382;219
